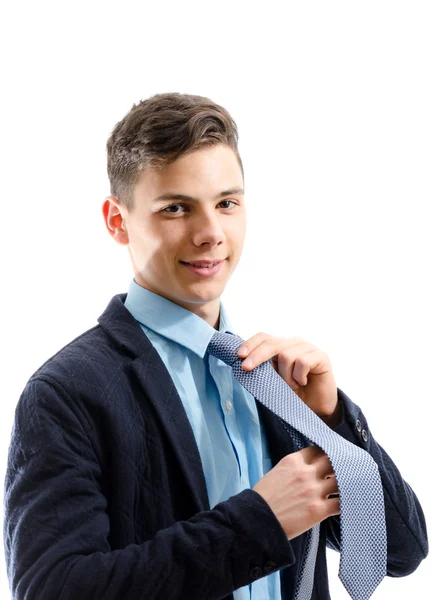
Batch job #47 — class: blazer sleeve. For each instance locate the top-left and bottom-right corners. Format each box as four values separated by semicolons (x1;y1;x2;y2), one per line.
4;375;295;600
324;388;429;577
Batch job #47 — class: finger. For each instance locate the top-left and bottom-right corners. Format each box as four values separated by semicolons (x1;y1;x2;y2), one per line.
322;477;339;498
243;340;315;374
297;445;328;464
326;497;341;517
316;461;337;483
239;339;281;370
237;335;305;360
299;446;337;480
291;349;330;386
236;332;272;357
276;343;319;388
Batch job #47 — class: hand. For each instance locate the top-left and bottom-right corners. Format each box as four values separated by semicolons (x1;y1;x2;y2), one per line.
237;333;339;422
253;446;340;540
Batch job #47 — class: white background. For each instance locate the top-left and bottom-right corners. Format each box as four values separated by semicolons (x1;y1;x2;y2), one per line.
1;1;430;597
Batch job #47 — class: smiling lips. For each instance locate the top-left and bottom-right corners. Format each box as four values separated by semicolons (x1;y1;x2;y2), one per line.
180;259;225;276
181;259;225;267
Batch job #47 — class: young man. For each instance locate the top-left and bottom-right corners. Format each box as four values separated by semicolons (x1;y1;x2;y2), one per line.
4;93;428;599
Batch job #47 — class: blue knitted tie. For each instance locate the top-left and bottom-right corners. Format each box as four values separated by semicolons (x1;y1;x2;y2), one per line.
207;331;387;600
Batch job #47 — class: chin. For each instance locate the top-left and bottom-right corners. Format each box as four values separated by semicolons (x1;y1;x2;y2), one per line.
182;287;224;303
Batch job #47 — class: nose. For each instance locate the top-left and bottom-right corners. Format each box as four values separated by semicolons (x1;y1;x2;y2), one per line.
191;208;227;248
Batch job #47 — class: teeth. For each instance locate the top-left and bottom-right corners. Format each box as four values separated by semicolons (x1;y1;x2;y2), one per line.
190;263;216;268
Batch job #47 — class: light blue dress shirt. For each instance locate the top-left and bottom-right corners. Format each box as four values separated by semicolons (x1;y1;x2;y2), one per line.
124;279;283;600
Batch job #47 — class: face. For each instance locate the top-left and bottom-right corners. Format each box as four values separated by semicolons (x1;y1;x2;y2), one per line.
103;144;246;328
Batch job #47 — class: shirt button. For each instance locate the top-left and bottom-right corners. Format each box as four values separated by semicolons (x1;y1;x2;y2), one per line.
249;566;262;580
361;429;368;442
356;419;362;433
225;401;233;411
242;475;246;484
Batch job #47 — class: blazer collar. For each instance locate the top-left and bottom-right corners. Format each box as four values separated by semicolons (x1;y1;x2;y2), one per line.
97;293;151;359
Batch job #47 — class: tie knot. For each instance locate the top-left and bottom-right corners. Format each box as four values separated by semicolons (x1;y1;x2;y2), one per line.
207;331;244;366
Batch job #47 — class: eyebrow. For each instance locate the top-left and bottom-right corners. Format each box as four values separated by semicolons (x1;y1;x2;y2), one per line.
152;187;245;203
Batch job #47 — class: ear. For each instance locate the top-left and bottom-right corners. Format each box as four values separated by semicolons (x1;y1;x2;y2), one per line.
102;196;129;245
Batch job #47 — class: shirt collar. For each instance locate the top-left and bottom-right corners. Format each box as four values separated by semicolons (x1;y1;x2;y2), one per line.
123;278;236;358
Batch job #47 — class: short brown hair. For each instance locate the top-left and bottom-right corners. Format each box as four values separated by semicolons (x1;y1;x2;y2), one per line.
106;92;244;211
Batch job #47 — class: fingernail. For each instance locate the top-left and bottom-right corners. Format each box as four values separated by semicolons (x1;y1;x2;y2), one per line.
238;346;248;356
242;358;252;368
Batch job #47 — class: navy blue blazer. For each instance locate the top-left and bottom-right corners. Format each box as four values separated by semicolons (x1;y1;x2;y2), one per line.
4;293;428;599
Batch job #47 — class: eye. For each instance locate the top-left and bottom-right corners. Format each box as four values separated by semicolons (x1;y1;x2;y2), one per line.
161;200;237;214
162;204;186;214
219;200;236;209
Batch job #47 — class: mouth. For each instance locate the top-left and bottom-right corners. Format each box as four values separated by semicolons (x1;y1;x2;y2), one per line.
179;259;226;277
180;259;224;267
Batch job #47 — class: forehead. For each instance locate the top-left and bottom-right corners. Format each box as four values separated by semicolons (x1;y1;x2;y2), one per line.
134;145;244;201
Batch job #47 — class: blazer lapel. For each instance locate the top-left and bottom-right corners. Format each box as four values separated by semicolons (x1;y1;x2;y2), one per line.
98;293;210;512
130;352;211;511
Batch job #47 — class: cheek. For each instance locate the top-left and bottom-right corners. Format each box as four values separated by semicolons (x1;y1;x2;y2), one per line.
233;227;247;254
